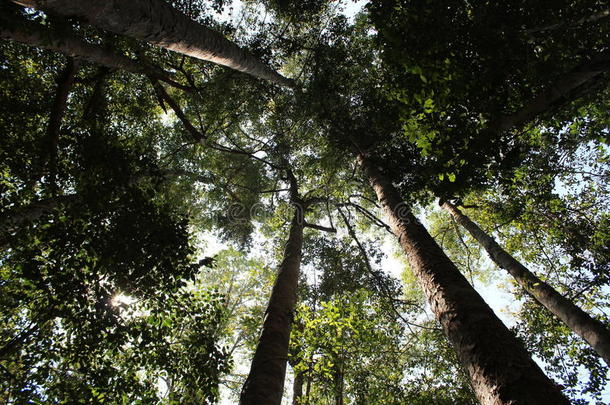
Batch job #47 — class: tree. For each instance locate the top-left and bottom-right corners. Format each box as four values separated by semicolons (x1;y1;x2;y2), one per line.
0;31;234;402
435;133;610;402
369;0;610;197
357;155;570;404
240;204;305;404
298;13;570;403
442;200;610;366
12;0;294;86
0;5;189;91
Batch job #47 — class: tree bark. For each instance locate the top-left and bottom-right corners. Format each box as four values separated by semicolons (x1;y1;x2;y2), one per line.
358;154;570;405
13;0;295;87
333;363;344;405
292;370;304;405
0;13;189;91
442;200;610;367
240;207;305;405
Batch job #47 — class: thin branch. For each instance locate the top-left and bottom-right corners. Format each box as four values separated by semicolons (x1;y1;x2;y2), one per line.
151;79;206;143
336;205;438;331
342;201;393;234
304;222;336;233
349;193;380;208
449;216;475;286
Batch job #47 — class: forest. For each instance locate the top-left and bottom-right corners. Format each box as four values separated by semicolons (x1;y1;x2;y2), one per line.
0;0;609;404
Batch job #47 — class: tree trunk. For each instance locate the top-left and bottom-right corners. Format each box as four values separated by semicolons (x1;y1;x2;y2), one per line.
13;0;295;87
358;154;570;405
240;207;305;405
333;363;344;405
442;200;610;367
491;52;609;133
0;11;188;90
292;370;304;405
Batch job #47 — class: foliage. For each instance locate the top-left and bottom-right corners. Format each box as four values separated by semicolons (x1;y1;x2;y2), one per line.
1;0;610;403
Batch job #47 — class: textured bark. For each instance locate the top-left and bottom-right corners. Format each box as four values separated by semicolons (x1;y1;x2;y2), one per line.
491;52;609;133
442;201;610;367
358;154;570;405
13;0;294;87
292;370;304;405
0;14;188;90
240;208;304;405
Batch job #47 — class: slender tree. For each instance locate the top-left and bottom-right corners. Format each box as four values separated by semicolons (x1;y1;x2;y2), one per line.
357;154;570;405
292;371;304;405
12;0;295;87
442;200;610;367
240;202;304;404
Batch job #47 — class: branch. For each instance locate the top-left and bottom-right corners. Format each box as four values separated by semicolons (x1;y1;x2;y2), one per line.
12;0;296;87
342;201;393;234
0;194;79;235
44;57;81;189
151;80;206;144
0;10;191;93
336;205;437;331
449;216;475;285
523;9;610;35
82;66;111;121
349;193;380;208
491;51;610;133
304;222;336;233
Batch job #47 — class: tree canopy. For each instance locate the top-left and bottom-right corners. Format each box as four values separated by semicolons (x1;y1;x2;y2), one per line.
1;0;609;404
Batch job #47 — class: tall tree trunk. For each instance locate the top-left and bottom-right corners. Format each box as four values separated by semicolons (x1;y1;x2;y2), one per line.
442;201;610;367
357;154;570;405
240;207;305;405
0;11;188;91
292;370;304;405
13;0;295;87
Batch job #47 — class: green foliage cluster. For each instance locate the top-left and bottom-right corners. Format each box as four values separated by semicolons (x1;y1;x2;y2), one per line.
369;0;610;197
